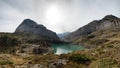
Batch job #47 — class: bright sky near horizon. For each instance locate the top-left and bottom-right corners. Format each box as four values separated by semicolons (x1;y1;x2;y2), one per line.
0;0;120;33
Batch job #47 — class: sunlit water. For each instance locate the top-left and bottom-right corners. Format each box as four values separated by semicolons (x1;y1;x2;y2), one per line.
51;44;85;55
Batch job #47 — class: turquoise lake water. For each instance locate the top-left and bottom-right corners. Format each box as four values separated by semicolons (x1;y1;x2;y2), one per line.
51;44;85;54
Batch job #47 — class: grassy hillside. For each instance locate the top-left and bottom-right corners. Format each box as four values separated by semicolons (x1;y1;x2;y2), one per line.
0;33;51;54
74;27;120;48
0;27;120;68
71;27;120;67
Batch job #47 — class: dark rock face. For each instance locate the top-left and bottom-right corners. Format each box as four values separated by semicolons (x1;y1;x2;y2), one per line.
63;15;120;42
15;19;60;42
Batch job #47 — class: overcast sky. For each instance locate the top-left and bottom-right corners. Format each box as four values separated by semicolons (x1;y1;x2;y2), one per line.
0;0;120;33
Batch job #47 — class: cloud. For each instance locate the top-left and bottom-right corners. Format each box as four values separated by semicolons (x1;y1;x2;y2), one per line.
0;0;120;33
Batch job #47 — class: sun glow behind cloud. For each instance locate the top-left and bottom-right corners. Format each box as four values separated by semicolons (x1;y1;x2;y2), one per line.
44;4;66;33
0;0;120;33
45;5;62;25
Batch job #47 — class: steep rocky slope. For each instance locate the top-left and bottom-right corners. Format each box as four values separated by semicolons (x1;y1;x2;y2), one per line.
63;15;120;42
74;27;120;48
71;27;120;67
15;19;60;42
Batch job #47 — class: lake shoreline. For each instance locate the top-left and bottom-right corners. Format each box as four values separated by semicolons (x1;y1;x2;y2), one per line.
51;43;86;55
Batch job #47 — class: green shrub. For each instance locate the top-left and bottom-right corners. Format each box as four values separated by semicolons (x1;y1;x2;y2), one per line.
69;54;92;64
96;48;105;54
107;45;114;48
0;59;13;65
0;35;19;53
89;58;118;68
89;39;109;45
87;35;96;39
0;35;18;46
98;58;118;68
23;56;32;60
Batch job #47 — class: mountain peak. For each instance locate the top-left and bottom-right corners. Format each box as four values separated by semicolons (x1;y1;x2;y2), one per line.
21;19;37;27
15;19;60;42
103;15;118;20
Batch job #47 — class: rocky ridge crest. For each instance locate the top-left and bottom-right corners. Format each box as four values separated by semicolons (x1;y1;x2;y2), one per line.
63;15;120;42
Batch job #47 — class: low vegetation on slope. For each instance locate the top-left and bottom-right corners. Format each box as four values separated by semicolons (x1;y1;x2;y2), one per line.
0;15;120;68
74;27;120;48
0;30;120;68
72;27;120;67
0;33;52;54
0;33;20;53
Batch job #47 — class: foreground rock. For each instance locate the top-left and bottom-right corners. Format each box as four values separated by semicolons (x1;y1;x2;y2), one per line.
19;44;53;54
15;19;60;42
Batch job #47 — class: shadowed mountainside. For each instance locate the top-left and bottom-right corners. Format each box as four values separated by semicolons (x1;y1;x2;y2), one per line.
15;19;60;43
63;15;120;42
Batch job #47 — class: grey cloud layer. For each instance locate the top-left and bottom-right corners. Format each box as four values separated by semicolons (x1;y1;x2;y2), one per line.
0;0;120;33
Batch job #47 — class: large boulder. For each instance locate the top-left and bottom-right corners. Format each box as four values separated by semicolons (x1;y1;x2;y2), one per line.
15;19;60;42
18;44;53;54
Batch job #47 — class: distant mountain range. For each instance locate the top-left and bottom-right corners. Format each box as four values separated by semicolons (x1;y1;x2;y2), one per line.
57;32;70;38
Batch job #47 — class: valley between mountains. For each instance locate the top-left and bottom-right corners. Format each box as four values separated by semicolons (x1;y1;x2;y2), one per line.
0;15;120;68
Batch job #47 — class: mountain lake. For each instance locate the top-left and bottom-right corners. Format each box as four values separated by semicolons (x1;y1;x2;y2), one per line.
52;44;85;55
